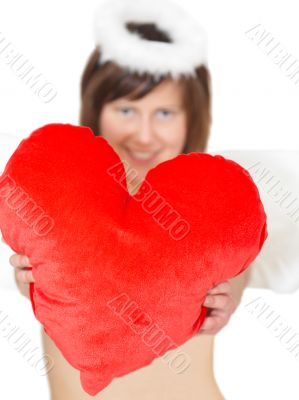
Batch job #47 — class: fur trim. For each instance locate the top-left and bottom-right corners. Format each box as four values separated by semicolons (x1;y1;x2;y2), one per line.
93;0;208;78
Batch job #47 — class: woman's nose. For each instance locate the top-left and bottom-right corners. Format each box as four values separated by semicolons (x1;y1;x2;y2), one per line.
134;117;154;144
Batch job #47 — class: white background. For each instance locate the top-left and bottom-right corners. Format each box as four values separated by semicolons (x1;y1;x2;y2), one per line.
1;0;299;399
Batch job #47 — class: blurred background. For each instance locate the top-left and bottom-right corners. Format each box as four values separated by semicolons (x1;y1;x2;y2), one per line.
1;0;299;399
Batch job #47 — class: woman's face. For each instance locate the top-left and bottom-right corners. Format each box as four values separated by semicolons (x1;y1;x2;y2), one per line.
99;79;187;192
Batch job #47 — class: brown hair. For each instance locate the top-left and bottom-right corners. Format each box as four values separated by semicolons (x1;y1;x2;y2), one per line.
79;23;212;153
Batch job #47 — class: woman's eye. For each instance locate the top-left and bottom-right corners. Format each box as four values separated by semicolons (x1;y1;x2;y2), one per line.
157;110;174;118
118;107;134;116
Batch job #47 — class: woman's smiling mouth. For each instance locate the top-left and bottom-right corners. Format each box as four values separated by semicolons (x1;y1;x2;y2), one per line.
124;147;161;165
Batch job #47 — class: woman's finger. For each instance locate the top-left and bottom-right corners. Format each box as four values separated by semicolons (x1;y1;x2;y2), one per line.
207;281;231;295
18;282;30;299
200;316;220;331
13;270;31;299
9;254;31;268
204;293;235;311
15;268;35;284
200;310;230;334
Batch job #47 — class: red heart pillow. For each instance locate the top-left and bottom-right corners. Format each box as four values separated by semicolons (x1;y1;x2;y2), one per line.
0;123;267;395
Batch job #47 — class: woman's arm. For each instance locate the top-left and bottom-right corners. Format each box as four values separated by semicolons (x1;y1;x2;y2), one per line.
228;265;252;305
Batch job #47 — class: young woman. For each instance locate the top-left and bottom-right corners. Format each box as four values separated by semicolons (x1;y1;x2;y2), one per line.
8;1;252;398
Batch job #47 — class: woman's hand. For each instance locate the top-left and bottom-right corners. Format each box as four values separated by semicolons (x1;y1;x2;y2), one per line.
9;253;34;299
198;281;237;335
2;237;34;299
199;267;252;335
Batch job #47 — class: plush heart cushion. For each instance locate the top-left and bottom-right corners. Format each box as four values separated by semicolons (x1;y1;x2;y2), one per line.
0;123;267;395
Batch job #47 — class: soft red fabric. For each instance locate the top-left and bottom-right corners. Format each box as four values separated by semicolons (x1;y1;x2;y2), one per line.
0;123;267;395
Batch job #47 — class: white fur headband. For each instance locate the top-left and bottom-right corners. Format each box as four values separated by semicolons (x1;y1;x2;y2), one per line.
93;0;208;79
